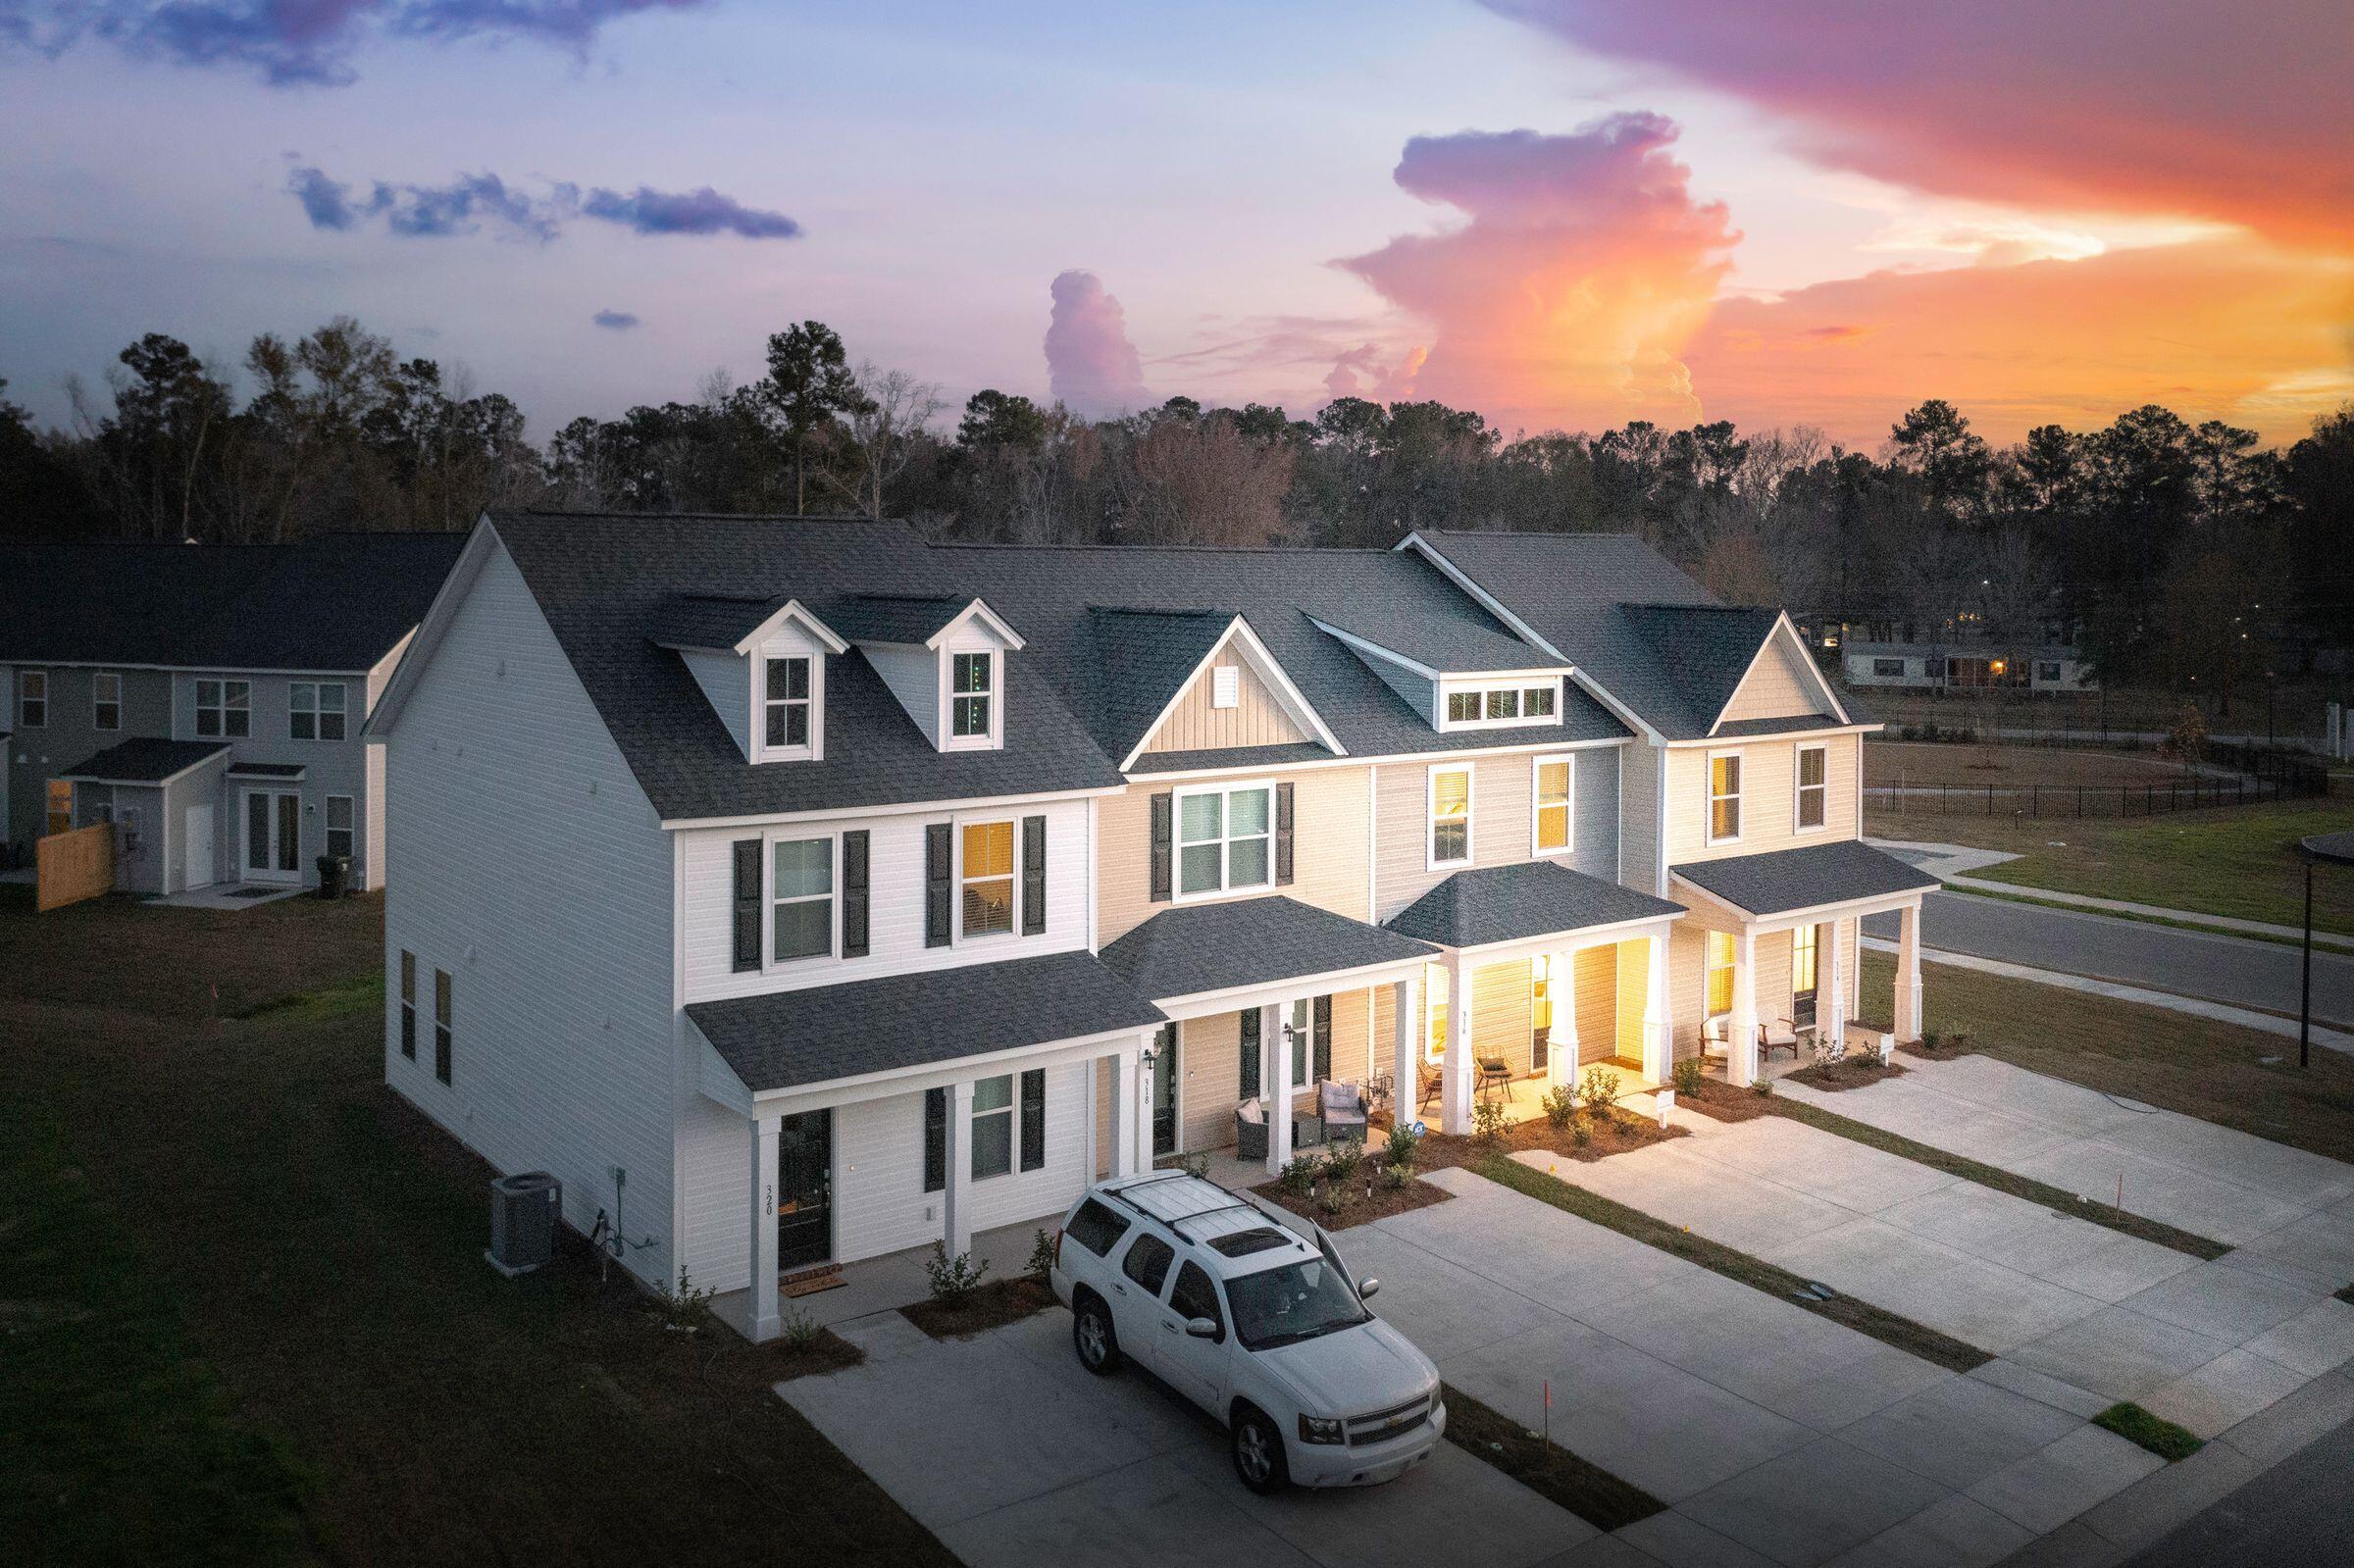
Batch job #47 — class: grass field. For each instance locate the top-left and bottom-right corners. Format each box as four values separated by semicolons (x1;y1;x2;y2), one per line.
0;885;952;1568
1857;948;2354;1168
1866;741;2200;790
1866;797;2354;936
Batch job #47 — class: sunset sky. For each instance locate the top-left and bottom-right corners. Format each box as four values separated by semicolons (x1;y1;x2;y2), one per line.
1;1;2345;448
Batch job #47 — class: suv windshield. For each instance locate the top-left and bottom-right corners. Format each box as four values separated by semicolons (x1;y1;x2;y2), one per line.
1225;1257;1369;1351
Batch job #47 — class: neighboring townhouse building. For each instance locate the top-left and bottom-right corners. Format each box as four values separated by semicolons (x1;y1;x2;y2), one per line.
0;533;466;893
1840;639;2098;693
369;511;1935;1341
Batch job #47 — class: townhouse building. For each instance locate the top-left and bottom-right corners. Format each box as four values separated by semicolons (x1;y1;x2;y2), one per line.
1;534;466;894
370;512;1934;1340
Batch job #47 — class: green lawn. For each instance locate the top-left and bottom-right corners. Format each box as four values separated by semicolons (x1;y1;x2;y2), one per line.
1866;798;2354;936
0;889;952;1568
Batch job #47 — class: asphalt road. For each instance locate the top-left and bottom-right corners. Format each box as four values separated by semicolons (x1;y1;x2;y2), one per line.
2124;1409;2354;1567
1863;891;2354;1032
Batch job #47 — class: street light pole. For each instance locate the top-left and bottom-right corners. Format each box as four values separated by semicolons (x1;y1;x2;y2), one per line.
2301;861;2315;1072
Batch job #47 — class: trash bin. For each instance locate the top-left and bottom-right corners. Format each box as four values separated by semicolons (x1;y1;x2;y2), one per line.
315;853;352;899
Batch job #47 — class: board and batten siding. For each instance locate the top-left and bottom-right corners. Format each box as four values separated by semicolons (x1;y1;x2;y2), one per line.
1096;764;1371;947
1717;634;1831;727
679;799;1088;1004
1371;744;1619;925
1140;643;1306;754
382;540;680;1290
1665;733;1859;866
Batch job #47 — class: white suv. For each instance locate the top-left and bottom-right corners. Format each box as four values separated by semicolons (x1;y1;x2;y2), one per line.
1049;1171;1446;1492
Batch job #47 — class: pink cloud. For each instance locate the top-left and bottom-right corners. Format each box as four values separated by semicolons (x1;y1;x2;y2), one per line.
1044;270;1151;417
1337;113;1737;432
1486;0;2352;246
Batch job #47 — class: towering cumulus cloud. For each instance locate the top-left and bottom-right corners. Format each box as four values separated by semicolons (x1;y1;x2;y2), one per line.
1044;271;1151;417
1339;113;1736;433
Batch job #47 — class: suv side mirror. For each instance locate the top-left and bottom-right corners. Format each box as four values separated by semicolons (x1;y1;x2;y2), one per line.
1185;1317;1220;1340
1356;1278;1380;1301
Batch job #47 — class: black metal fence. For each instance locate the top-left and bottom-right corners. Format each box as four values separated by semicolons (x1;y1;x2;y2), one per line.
1868;756;2328;821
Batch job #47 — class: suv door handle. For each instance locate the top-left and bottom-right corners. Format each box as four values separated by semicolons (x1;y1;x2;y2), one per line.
1160;1319;1178;1334
1110;1283;1125;1295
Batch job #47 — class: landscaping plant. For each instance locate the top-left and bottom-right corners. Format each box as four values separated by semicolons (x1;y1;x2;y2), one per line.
1385;1122;1422;1170
1542;1085;1576;1128
1027;1227;1056;1279
1579;1065;1620;1110
1280;1152;1320;1195
1672;1058;1704;1097
1323;1138;1362;1182
778;1306;824;1353
1471;1099;1510;1144
924;1241;989;1306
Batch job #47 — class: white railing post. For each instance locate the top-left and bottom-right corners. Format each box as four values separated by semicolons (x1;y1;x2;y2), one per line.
747;1111;781;1342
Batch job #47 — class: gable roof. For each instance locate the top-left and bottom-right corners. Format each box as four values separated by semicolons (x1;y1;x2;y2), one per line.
56;736;229;786
1385;861;1683;949
1671;840;1936;918
1619;604;1783;736
1308;610;1565;676
821;593;974;645
1100;895;1437;1004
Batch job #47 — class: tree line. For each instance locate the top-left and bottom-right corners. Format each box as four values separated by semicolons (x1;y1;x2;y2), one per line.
5;316;2349;689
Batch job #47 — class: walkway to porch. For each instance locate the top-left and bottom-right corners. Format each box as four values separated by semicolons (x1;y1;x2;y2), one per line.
709;1211;1068;1338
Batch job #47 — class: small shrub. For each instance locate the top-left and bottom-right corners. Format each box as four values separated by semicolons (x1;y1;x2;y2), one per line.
1316;1187;1345;1218
1323;1138;1363;1182
925;1241;989;1306
778;1306;824;1353
1671;1058;1704;1097
1380;1161;1409;1191
1570;1119;1593;1148
659;1265;713;1331
1281;1153;1320;1195
1542;1086;1577;1128
1471;1100;1510;1144
1027;1227;1056;1279
1385;1123;1422;1171
1178;1151;1209;1180
1752;1079;1773;1097
1579;1065;1621;1111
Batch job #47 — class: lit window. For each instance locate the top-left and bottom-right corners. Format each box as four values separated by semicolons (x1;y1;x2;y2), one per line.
1793;924;1817;994
1795;745;1826;831
971;1075;1013;1179
770;836;834;961
951;652;993;738
195;679;251;739
326;795;355;859
289;681;346;741
1533;756;1573;854
1176;784;1271;896
1706;931;1735;1017
1708;753;1742;843
765;657;811;750
1429;766;1471;866
1425;962;1449;1064
92;672;121;731
960;820;1015;936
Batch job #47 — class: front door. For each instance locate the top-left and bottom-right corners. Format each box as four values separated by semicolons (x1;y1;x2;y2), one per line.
241;789;301;884
1792;924;1819;1028
1530;955;1553;1074
45;779;73;836
776;1110;833;1269
1151;1024;1178;1157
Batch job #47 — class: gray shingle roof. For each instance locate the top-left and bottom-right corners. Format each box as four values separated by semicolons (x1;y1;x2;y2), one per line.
57;737;229;784
1128;741;1335;776
645;593;788;651
686;950;1165;1093
1311;610;1560;675
1385;861;1684;948
1619;604;1783;735
1100;895;1437;1003
1711;711;1863;739
1087;607;1240;759
1671;840;1937;918
821;593;972;644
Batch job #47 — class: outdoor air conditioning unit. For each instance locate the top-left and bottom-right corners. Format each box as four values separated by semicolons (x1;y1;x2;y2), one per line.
486;1171;561;1277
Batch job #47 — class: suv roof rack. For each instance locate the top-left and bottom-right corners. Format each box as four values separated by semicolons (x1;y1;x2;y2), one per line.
1107;1172;1266;1241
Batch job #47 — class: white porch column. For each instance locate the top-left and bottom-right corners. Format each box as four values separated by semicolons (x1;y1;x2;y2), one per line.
1896;902;1924;1040
1443;952;1474;1135
1550;950;1577;1087
1823;918;1847;1056
1728;928;1759;1087
1108;1047;1137;1178
1262;1001;1291;1175
1390;974;1418;1130
1082;1056;1100;1181
1643;933;1672;1085
943;1081;974;1259
746;1111;781;1342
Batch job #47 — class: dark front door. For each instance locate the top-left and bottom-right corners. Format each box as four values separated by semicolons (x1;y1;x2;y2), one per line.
1151;1025;1178;1157
776;1110;833;1269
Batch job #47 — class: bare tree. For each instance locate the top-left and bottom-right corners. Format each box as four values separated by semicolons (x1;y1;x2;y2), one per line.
822;363;944;520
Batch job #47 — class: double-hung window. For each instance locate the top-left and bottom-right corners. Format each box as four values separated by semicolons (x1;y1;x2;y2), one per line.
434;969;453;1085
959;820;1015;937
971;1075;1014;1179
770;836;834;962
1794;744;1827;832
1428;765;1471;868
1706;931;1735;1018
764;656;811;750
950;652;993;739
1176;783;1271;897
195;679;251;738
92;672;121;731
19;671;46;728
1707;751;1742;844
289;681;347;741
325;795;355;859
398;951;416;1059
1533;755;1574;855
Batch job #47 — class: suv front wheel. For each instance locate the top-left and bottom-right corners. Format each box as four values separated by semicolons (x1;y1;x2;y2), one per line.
1230;1405;1290;1493
1072;1293;1122;1374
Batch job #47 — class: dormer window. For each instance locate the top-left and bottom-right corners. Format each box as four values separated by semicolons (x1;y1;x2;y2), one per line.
1440;679;1561;731
764;657;812;751
950;652;994;740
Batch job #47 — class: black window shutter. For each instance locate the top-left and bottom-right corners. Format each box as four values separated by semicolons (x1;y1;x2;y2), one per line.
1019;1069;1046;1171
924;822;952;947
731;838;762;973
923;1087;946;1193
841;830;870;957
1020;815;1047;936
1149;791;1173;902
1312;993;1332;1081
1275;782;1295;885
1239;1007;1261;1099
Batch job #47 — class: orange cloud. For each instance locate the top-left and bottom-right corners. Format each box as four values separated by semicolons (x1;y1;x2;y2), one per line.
1337;114;1737;432
1684;237;2354;444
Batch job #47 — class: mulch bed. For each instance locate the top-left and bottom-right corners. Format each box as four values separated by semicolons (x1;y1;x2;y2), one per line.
897;1275;1058;1340
1785;1055;1909;1092
1251;1171;1453;1230
758;1326;866;1382
1442;1382;1664;1532
1679;1077;1787;1123
1899;1033;1977;1062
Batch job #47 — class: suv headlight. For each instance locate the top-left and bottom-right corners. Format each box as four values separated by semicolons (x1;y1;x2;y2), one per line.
1298;1414;1346;1445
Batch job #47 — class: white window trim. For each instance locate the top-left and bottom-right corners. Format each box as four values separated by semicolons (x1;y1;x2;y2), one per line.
324;792;356;859
194;678;252;740
941;645;1002;751
1426;762;1474;872
952;812;1022;945
1171;778;1277;903
751;651;823;764
1436;678;1564;733
20;670;46;728
288;680;348;743
1531;752;1576;858
761;828;840;971
1705;748;1744;847
1792;742;1829;835
970;1073;1017;1182
92;671;121;732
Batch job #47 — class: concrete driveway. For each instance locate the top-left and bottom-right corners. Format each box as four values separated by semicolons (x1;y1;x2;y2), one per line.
777;1303;1589;1568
